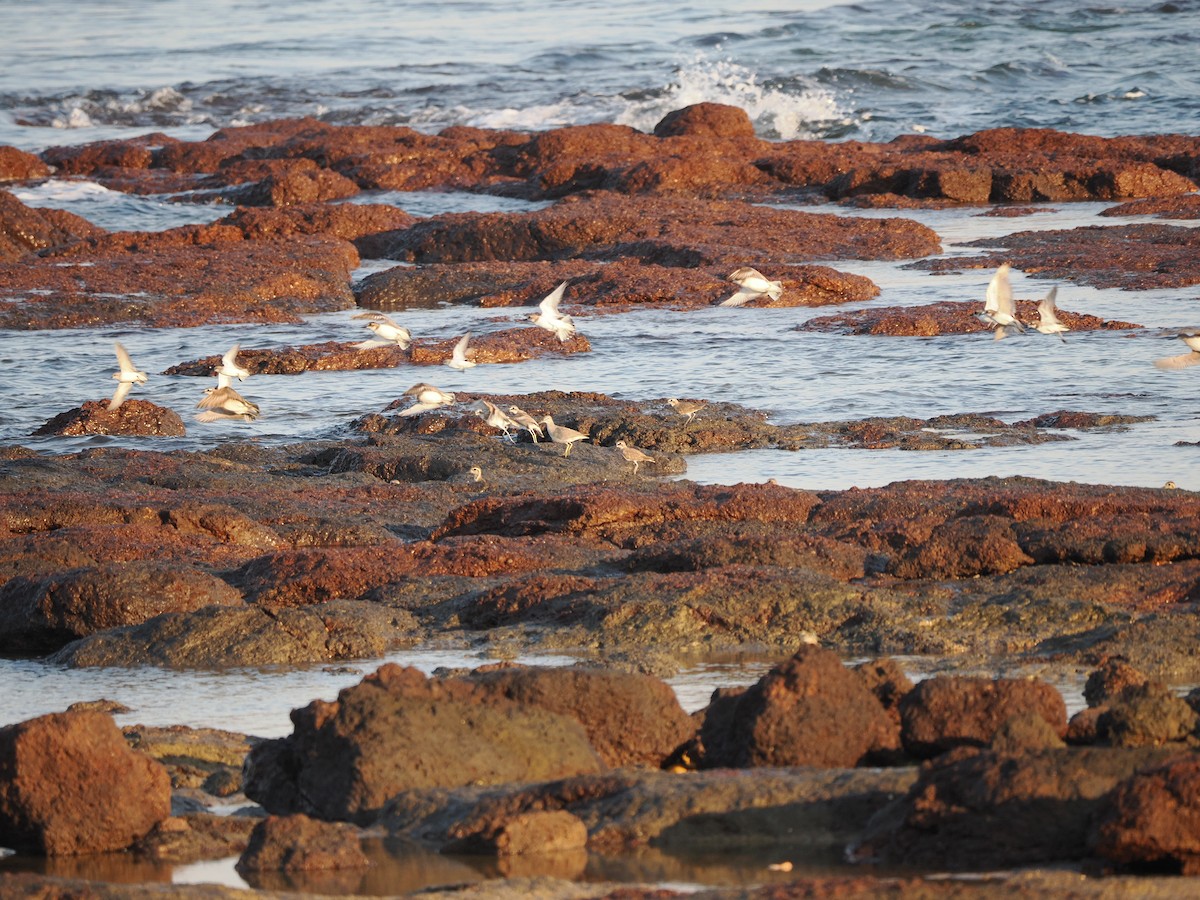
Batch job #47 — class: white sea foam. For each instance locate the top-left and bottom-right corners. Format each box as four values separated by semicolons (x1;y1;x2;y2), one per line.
614;55;846;139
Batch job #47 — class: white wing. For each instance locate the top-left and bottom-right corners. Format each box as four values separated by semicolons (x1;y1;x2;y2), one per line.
108;381;131;410
1154;352;1200;371
451;332;472;365
222;344;241;369
113;342;136;376
720;286;757;307
984;264;1013;316
353;311;399;326
539;282;568;315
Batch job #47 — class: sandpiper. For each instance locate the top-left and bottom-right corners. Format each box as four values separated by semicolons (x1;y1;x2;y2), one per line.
721;266;783;307
1154;332;1200;370
528;281;576;341
400;382;456;416
196;385;259;420
1033;287;1068;342
614;440;655;474
468;465;484;483
978;263;1026;338
444;332;477;371
666;397;705;424
108;342;148;410
473;399;520;440
352;311;412;349
541;415;589;456
507;404;544;442
217;344;251;381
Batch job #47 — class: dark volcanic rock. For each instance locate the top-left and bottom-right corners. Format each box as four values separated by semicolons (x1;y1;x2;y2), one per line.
236;814;369;872
854;745;1182;869
800;298;1140;336
242;664;605;824
696;646;900;769
0;710;171;856
1092;753;1200;874
0;560;242;653
33;400;187;437
898;676;1068;758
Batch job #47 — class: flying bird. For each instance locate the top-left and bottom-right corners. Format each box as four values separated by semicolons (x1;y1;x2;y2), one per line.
721;267;783;307
399;382;456;416
978;263;1026;339
108;342;148;411
528;281;576;341
196;385;259;420
541;415;589;456
666;398;705;424
444;332;477;371
216;344;250;381
615;440;655;475
1154;332;1200;370
352;311;412;349
1033;287;1069;342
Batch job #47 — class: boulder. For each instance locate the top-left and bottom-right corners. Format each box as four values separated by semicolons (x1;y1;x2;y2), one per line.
1092;754;1200;873
32;400;187;437
236;814;370;871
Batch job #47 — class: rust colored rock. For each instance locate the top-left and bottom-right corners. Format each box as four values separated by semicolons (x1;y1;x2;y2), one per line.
855;745;1180;869
1102;194;1200;220
889;514;1034;579
209;157;360;206
1085;658;1150;707
1092;754;1200;873
40;133;169;175
408;326;591;366
372;194;941;266
989;712;1067;754
625;527;868;581
0;560;243;652
854;658;915;722
242;664;604;823
800;298;1140;336
697;645;900;769
0;228;357;329
480;810;588;856
0;710;171;855
236;814;369;872
653;103;756;139
0;190;103;262
460;665;694;768
1097;683;1199;748
898;676;1068;758
221;202;416;241
32;399;187;437
0;146;51;181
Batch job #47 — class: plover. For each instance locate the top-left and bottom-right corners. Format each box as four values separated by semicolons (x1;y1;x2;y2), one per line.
352;311;412;349
666;397;705;424
108;342;148;411
1154;332;1200;370
721;267;783;307
1033;287;1068;342
541;415;589;456
529;281;576;341
444;332;477;371
614;440;655;474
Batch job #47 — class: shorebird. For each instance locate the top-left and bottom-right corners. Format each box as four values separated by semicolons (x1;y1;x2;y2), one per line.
196;384;259;421
507;404;544;442
108;342;148;410
1164;481;1179;490
614;440;655;475
196;407;257;423
666;397;705;424
541;415;589;456
399;382;456;416
473;400;520;440
977;263;1026;339
1033;287;1069;342
721;267;783;307
468;465;484;483
1154;332;1200;370
352;311;412;349
528;281;576;341
216;344;250;381
444;332;477;371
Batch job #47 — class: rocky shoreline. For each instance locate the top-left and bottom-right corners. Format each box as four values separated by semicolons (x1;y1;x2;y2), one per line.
3;105;1200;897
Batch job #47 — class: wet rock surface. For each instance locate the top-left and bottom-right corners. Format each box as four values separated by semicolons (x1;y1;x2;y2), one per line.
801;299;1141;336
33;399;187;437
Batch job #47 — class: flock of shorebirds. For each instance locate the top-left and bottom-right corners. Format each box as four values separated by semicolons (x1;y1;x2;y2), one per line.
102;264;1200;471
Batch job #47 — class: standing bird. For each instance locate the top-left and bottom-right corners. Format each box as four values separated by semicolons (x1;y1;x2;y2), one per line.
473;400;520;440
528;282;576;341
108;342;148;410
400;382;456;416
1154;332;1200;370
614;440;655;475
977;263;1026;339
507;404;544;442
444;332;477;371
1033;287;1069;342
721;267;783;307
666;398;706;425
352;311;412;349
541;415;589;456
217;344;251;381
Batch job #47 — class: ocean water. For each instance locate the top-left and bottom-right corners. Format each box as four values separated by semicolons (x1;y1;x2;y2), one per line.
0;1;1197;888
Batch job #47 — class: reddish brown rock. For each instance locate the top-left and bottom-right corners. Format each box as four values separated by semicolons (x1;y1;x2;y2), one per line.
1092;754;1200;873
207;157;360;206
1097;683;1199;748
1085;659;1150;707
0;146;52;181
408;326;591;365
855;745;1181;869
1102;194;1200;220
0;190;103;262
458;809;588;857
855;658;916;727
236;814;369;872
221;202;417;241
242;664;605;823
889;514;1034;579
898;676;1068;758
625;527;868;581
41;133;169;175
32;399;187;437
0;560;243;652
800;299;1140;336
696;645;900;769
0;710;171;855
653;102;756;139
